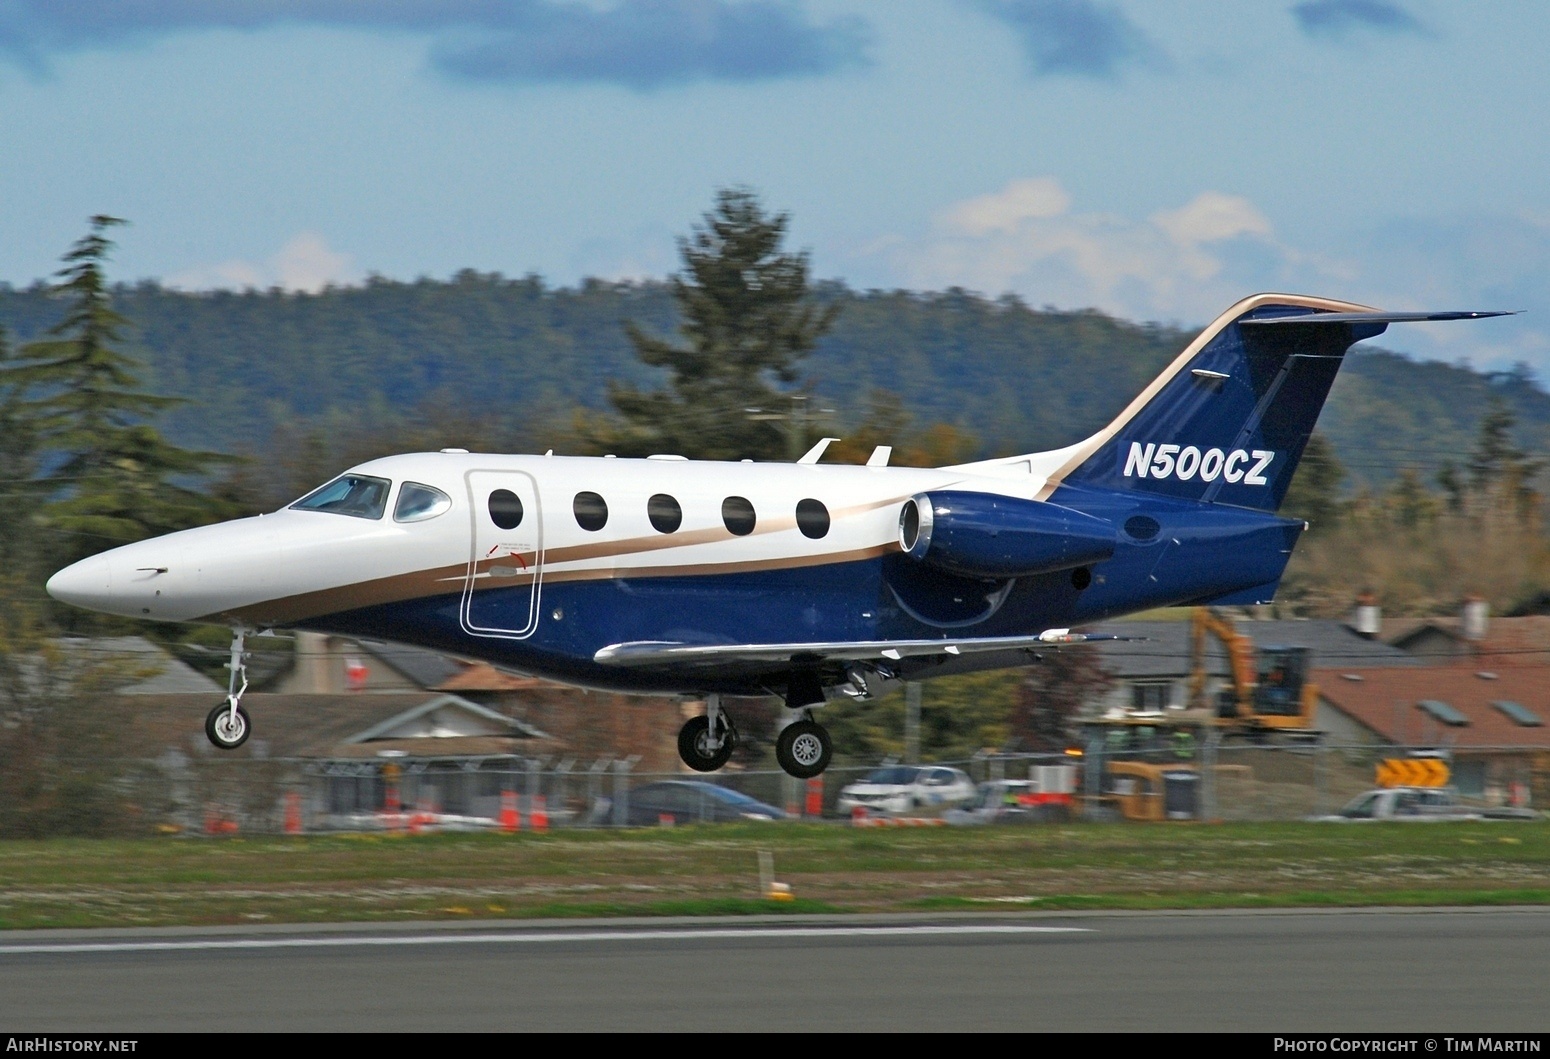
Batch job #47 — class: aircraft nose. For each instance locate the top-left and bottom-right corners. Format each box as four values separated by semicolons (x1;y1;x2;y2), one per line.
46;553;116;612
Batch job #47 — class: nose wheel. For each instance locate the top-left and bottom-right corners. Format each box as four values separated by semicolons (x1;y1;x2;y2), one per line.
206;701;251;749
776;718;832;779
206;627;252;750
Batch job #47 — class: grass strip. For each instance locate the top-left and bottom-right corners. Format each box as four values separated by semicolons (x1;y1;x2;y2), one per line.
1;821;1545;929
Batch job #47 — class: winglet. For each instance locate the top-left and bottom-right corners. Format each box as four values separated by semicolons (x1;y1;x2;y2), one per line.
797;438;840;464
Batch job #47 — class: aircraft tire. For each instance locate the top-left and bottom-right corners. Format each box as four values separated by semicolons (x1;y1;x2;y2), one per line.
776;719;832;779
677;715;734;772
205;702;251;750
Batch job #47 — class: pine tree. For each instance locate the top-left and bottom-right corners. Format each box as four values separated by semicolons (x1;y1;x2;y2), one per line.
599;188;839;460
1280;432;1345;532
1467;396;1541;514
0;325;45;573
3;217;232;568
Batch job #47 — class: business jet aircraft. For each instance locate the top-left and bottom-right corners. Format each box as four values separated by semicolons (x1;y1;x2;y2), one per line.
46;294;1507;778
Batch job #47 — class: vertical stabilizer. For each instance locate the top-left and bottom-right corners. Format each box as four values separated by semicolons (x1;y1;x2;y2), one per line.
1046;294;1386;511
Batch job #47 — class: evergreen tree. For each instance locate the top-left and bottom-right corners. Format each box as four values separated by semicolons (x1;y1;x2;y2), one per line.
0;326;45;574
3;217;232;570
598;188;839;460
1467;396;1541;514
1280;432;1345;532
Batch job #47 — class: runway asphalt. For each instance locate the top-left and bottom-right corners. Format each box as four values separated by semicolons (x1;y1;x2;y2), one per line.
2;909;1548;1032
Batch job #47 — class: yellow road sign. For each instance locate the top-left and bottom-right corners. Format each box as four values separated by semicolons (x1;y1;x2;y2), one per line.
1376;758;1450;788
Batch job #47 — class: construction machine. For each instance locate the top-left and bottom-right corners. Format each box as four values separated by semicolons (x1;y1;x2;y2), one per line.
1187;607;1318;734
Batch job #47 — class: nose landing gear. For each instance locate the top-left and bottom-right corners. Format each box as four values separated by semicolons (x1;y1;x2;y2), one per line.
205;628;252;750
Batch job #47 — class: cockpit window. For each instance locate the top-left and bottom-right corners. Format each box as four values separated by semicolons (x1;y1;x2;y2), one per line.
291;474;391;520
394;482;452;523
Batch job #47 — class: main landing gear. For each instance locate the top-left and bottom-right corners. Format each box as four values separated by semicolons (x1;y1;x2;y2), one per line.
675;689;836;779
677;694;737;772
775;716;832;780
205;628;252;750
773;671;833;779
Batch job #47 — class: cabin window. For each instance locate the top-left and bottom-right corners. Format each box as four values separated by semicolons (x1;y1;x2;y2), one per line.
796;498;830;539
574;491;608;532
648;493;682;534
291;474;391;520
394;482;453;523
722;496;756;536
486;489;524;530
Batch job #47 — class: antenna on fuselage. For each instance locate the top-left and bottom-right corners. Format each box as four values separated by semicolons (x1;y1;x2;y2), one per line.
797;437;839;465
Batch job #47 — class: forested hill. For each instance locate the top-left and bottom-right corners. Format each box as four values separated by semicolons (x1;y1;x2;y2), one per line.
2;273;1545;488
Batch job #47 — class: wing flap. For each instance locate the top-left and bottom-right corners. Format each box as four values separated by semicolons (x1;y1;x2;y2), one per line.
593;630;1134;668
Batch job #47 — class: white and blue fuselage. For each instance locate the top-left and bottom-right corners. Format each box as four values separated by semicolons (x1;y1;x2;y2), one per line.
46;294;1508;768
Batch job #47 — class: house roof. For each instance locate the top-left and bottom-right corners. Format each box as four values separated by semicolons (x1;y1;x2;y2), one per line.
102;692;556;761
352;638;466;688
433;660;550;693
1381;615;1550;667
346;694;549;742
54;636;223;695
1088;619;1419;678
1314;666;1550;748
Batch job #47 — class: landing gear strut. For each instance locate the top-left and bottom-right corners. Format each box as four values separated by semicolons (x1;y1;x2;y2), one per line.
205;628;252;750
677;694;736;772
774;671;833;778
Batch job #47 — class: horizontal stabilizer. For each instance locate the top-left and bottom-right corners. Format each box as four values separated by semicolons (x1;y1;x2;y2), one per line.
594;630;1139;668
1241;310;1516;325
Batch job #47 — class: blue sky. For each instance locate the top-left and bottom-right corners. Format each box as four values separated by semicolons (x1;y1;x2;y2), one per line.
1;1;1546;371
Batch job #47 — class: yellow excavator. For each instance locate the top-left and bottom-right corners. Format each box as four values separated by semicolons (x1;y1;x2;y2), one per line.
1080;609;1319;822
1187;607;1318;734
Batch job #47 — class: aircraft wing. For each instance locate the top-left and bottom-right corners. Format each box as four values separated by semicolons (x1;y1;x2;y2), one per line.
593;629;1135;669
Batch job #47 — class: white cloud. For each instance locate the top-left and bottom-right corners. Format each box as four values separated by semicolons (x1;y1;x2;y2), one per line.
864;180;1550;375
271;233;355;294
1151;191;1272;247
942;177;1071;236
888;177;1296;323
165;232;358;293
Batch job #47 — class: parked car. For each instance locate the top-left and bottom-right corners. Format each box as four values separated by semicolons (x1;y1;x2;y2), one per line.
837;765;976;816
943;780;1073;825
623;780;787;825
1311;786;1537;822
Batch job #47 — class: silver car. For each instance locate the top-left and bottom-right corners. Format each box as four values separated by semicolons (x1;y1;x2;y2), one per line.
837;765;976;816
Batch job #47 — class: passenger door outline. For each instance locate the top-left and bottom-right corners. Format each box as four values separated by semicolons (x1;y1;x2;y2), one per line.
461;469;543;639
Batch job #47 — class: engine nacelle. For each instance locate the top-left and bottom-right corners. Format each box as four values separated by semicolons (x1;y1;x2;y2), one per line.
898;491;1116;579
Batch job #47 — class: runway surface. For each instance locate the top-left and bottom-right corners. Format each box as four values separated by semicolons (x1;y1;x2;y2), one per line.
3;909;1548;1031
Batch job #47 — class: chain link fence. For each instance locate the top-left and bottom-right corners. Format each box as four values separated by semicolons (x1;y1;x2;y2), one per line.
60;741;1548;835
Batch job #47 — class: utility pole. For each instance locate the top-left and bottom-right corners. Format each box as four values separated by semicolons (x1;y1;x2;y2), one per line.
905;682;922;763
747;392;831;462
788;394;807;462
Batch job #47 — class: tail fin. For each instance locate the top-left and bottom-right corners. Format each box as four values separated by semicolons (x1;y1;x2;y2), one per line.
1045;294;1510;511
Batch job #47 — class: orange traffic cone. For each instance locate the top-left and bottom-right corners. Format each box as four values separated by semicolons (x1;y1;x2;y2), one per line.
805;777;823;818
284;791;302;835
500;790;520;833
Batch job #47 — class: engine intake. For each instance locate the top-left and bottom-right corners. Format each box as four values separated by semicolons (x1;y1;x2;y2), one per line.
898;491;1116;579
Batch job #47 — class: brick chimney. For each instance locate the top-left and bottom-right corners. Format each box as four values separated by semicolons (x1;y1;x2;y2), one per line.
1462;595;1489;642
1352;591;1381;639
